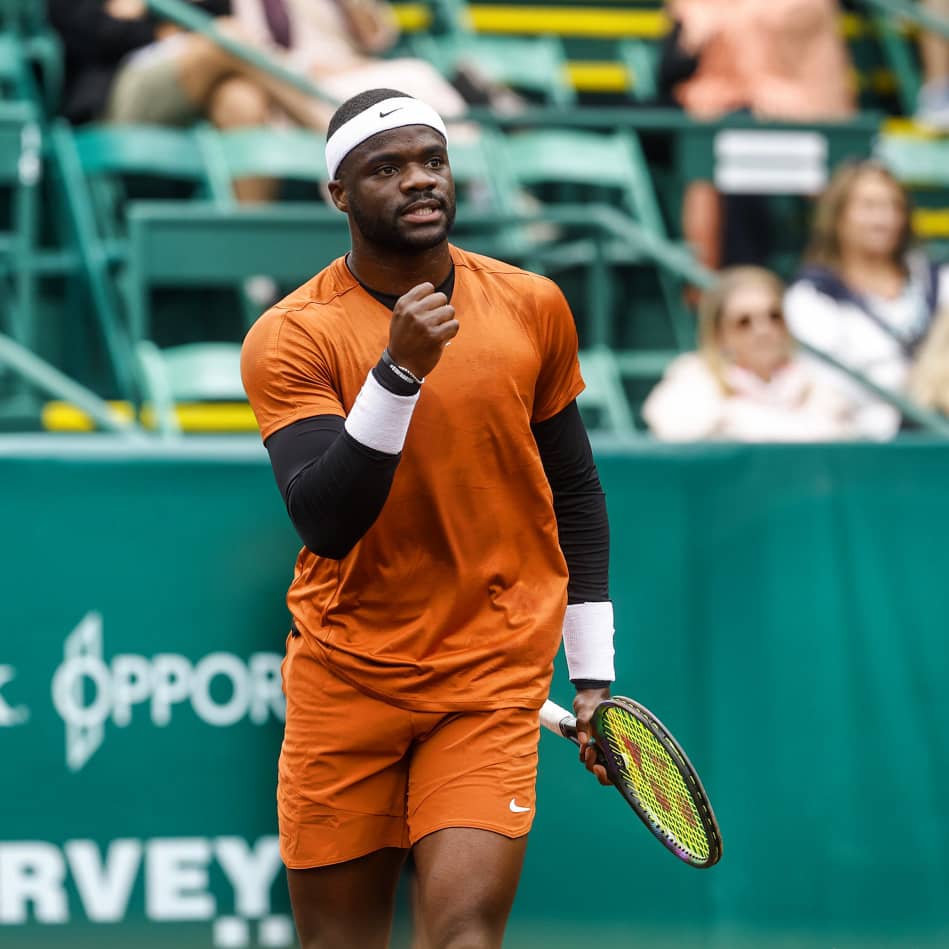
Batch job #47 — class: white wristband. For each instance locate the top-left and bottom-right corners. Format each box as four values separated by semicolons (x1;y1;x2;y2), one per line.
562;602;615;682
344;370;420;455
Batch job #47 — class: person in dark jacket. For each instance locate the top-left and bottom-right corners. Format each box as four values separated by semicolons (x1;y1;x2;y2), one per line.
50;0;229;124
49;0;335;200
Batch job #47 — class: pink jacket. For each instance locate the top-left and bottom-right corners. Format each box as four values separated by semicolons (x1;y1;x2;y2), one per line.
670;0;855;121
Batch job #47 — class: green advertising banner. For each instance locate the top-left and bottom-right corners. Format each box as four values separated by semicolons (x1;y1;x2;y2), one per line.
0;437;947;948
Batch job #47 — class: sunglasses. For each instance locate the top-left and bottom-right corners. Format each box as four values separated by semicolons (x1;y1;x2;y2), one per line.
722;308;785;332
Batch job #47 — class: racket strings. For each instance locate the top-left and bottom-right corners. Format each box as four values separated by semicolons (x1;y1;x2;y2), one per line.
599;708;711;862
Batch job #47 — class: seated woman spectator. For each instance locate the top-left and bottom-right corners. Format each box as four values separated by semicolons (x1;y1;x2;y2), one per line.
643;267;858;441
664;0;855;270
231;0;468;118
785;160;947;439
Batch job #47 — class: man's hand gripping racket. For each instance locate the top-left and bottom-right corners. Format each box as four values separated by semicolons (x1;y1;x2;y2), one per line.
541;695;723;869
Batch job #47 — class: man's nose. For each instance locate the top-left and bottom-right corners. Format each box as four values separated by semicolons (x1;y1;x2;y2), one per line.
401;162;438;191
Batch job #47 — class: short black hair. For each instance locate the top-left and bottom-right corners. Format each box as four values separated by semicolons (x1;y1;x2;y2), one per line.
326;88;411;141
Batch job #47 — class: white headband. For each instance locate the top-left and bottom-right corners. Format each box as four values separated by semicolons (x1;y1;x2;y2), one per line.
325;96;448;179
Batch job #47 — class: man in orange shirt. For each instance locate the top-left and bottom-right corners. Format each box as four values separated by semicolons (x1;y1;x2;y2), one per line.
241;88;614;948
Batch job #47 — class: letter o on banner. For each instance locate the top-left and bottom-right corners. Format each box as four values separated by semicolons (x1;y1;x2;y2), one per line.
190;654;249;726
51;656;112;730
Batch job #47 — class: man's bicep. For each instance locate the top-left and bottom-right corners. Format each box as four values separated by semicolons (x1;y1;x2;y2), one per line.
241;313;346;441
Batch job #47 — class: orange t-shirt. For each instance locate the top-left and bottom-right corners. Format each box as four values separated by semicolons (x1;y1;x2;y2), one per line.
241;245;585;711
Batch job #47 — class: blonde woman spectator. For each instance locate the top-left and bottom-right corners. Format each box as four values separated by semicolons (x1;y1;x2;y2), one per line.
644;267;857;441
785;161;947;439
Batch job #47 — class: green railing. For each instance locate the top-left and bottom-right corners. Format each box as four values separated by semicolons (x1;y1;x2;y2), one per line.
863;0;949;39
0;331;144;437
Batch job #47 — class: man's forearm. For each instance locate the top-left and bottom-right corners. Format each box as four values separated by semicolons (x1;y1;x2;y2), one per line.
264;355;422;559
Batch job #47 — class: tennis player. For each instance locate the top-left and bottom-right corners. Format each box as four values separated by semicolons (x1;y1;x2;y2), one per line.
241;88;615;949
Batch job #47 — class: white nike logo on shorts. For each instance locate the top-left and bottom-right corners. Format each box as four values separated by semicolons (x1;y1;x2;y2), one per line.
509;798;531;813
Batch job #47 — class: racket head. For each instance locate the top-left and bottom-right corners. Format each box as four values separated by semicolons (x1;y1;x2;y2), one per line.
593;696;722;869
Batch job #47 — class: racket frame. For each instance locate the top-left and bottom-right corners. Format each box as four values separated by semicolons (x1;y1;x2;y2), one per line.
539;696;723;869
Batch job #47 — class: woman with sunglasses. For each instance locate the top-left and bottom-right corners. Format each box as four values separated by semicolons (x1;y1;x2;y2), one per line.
644;267;857;441
785;161;946;439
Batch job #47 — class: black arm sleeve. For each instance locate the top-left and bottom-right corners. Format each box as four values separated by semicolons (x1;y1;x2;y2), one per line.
264;415;401;560
531;401;610;605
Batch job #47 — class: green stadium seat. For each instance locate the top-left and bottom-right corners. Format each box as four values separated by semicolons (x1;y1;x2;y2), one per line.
135;339;251;435
876;130;949;258
49;122;217;400
0;2;61;114
409;32;576;106
577;346;637;437
0;100;40;347
124;201;351;433
617;38;659;102
498;127;691;355
195;124;328;204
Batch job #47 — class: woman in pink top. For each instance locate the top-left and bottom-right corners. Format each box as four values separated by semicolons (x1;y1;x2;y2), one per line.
643;266;858;441
668;0;855;269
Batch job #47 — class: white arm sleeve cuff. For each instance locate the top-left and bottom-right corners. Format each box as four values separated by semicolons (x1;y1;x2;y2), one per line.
344;370;420;455
563;601;615;682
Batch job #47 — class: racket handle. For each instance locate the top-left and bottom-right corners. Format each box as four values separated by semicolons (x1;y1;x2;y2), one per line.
539;699;580;745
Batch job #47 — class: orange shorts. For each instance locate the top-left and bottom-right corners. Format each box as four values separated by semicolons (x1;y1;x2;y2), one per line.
278;632;540;869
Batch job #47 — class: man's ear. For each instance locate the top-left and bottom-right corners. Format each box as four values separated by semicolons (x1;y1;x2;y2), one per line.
327;180;348;213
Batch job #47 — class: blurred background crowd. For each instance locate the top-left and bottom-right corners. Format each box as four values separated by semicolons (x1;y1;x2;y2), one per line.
4;0;949;442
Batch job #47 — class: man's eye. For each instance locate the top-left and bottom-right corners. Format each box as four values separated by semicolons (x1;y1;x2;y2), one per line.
377;165;397;175
428;157;444;168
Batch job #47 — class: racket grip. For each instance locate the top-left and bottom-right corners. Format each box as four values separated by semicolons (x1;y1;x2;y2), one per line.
539;700;580;745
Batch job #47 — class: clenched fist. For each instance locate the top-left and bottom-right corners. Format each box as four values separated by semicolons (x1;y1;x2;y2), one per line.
387;283;459;380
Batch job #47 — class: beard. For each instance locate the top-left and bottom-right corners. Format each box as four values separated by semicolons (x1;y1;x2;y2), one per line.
348;189;457;252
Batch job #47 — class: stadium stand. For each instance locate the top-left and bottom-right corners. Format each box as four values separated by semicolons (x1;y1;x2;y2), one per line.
0;0;947;437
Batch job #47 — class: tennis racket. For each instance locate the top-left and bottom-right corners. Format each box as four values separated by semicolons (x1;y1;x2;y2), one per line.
540;696;722;869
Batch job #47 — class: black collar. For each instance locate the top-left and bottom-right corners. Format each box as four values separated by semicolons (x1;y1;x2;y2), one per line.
347;255;455;311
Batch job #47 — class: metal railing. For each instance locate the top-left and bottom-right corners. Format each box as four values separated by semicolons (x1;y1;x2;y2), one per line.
0;331;145;437
862;0;949;39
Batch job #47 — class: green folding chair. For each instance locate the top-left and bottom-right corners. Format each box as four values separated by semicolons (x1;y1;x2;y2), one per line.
50;122;215;399
0;3;62;114
577;346;637;437
618;39;660;103
410;32;576;106
499;127;692;358
125;200;352;433
196;124;329;204
0;100;40;349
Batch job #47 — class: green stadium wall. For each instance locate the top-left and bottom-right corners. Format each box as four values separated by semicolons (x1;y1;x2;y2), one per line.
0;439;947;949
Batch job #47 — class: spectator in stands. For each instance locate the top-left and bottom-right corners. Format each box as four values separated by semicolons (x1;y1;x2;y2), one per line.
909;308;949;414
663;0;855;270
229;0;468;118
643;266;857;441
49;0;337;200
916;0;949;128
785;160;946;439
